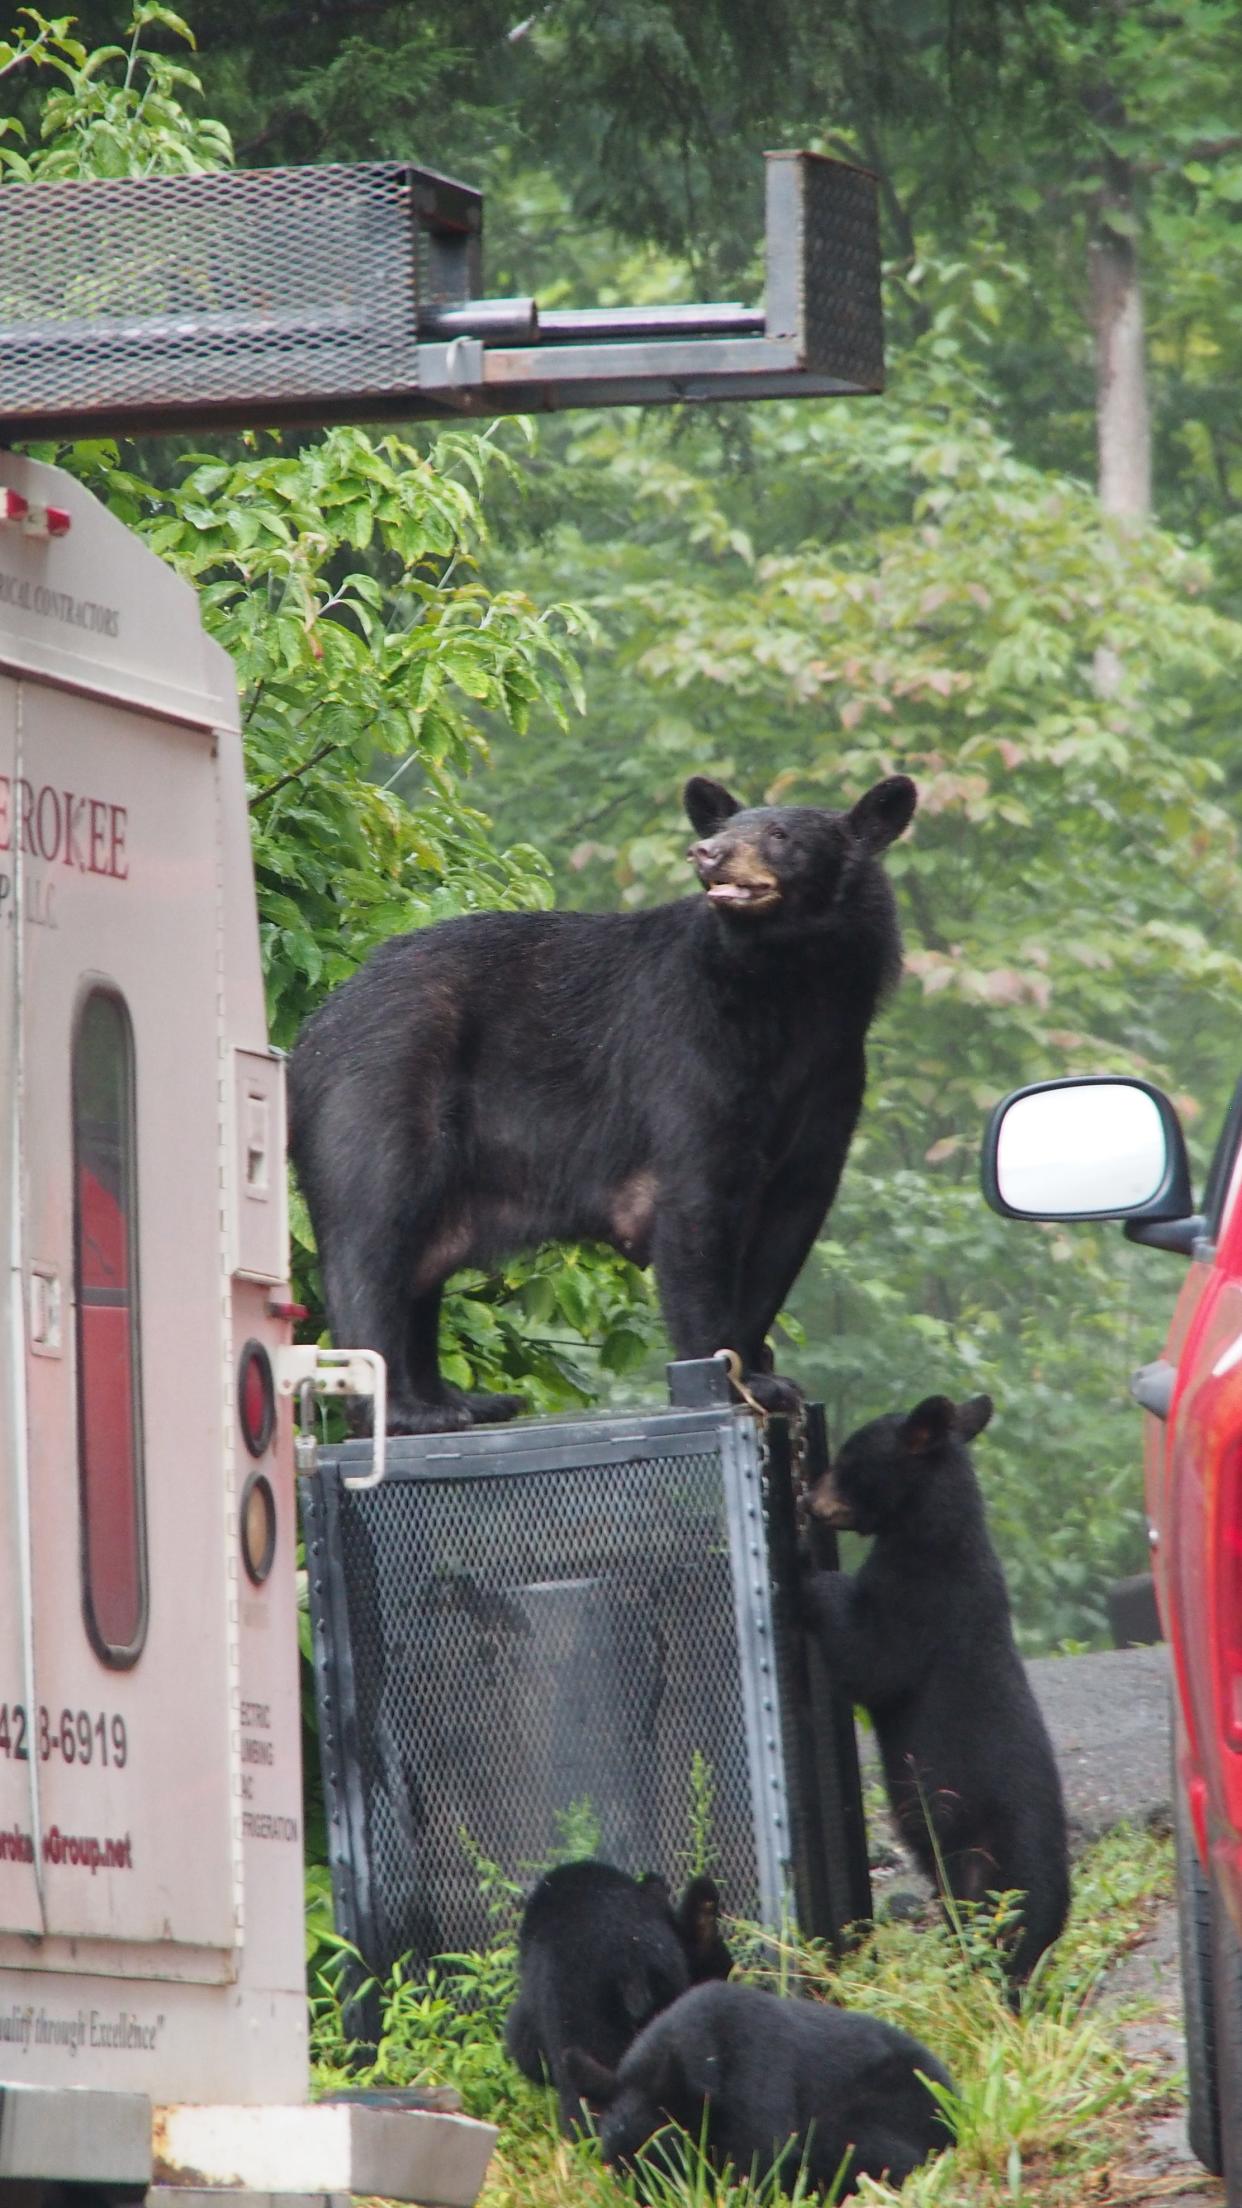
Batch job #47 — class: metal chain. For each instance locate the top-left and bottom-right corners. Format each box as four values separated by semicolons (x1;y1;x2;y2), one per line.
719;1345;812;1492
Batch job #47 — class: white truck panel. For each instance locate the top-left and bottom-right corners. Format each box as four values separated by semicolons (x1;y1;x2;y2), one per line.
0;461;307;2105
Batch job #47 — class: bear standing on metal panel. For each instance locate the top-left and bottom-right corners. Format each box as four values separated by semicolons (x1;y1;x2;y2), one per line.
804;1394;1070;1988
288;772;917;1434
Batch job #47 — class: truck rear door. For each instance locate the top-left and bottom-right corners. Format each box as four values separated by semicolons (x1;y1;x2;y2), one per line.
18;680;238;1964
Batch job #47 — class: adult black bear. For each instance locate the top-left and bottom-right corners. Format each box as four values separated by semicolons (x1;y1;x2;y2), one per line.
804;1395;1070;1987
565;1981;954;2194
288;772;917;1433
505;1860;732;2135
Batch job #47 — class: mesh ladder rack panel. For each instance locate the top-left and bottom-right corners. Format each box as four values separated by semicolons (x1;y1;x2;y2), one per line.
0;163;421;428
301;1394;871;1992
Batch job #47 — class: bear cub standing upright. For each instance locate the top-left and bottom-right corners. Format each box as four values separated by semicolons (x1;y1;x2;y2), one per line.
505;1859;731;2135
565;1981;954;2196
804;1394;1069;1985
288;772;916;1433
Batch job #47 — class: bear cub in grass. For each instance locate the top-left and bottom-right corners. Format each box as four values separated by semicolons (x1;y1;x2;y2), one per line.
804;1394;1069;1986
288;771;917;1433
565;1982;954;2196
505;1859;732;2136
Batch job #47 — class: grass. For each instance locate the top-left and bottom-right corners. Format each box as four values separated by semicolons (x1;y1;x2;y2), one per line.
311;1821;1179;2207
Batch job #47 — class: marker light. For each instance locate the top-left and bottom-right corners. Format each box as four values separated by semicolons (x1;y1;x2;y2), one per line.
239;1471;277;1586
0;490;70;537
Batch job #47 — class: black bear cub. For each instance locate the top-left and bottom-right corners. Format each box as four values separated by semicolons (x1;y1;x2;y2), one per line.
804;1394;1069;1986
505;1859;732;2135
565;1981;954;2196
288;771;916;1433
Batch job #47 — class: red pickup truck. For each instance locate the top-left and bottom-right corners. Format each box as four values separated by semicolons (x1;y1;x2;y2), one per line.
983;1071;1242;2201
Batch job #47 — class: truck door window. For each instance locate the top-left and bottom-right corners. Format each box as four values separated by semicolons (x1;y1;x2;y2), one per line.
73;987;147;1665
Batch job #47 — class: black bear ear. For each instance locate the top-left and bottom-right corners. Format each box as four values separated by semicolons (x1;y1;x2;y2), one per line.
639;1871;672;1907
563;2046;620;2108
955;1393;994;1442
901;1395;957;1455
676;1874;722;1962
685;776;744;835
846;775;918;853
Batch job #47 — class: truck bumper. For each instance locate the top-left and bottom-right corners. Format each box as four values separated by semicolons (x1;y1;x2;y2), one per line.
0;2081;151;2184
0;2084;497;2205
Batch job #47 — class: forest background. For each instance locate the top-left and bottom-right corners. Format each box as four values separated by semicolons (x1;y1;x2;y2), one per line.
7;0;1242;1649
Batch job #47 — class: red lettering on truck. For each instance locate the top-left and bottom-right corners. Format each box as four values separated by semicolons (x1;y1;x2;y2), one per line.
0;779;127;878
41;1826;133;1873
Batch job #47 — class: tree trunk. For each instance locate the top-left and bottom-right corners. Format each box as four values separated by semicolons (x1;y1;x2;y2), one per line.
1086;126;1151;695
1089;206;1151;524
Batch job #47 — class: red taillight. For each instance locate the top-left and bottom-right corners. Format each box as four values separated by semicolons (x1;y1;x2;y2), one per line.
1217;1445;1242;1747
238;1340;275;1458
1;489;29;524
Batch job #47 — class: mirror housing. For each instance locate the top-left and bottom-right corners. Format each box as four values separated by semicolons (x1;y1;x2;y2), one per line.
981;1075;1195;1225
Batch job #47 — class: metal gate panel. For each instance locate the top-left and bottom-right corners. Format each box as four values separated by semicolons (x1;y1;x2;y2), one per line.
301;1382;870;1988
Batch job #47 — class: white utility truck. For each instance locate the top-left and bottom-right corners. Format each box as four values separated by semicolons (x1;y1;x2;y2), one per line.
0;455;491;2206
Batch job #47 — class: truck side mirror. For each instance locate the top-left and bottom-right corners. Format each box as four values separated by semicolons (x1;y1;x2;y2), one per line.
981;1075;1195;1225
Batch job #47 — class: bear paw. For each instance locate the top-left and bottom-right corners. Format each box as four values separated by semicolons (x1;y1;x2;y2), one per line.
457;1388;525;1426
735;1369;805;1418
386;1398;475;1435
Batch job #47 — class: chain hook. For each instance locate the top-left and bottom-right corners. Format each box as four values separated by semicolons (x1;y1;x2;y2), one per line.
294;1374;318;1476
719;1348;770;1420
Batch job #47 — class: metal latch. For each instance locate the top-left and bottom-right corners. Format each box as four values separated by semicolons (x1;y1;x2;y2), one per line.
243;1087;271;1197
28;1263;62;1356
273;1346;387;1489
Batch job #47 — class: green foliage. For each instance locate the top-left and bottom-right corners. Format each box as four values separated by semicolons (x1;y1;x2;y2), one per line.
547;1797;604;1865
0;3;230;177
83;424;584;1041
680;1752;719;1884
312;1935;528;2122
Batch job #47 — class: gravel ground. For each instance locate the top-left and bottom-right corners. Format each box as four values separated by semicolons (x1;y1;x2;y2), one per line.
1031;1645;1218;2205
855;1641;1173;1860
1027;1643;1172;1849
1102;1904;1221;2207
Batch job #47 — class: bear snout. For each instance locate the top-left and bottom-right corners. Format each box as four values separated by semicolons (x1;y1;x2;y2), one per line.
807;1471;855;1529
689;837;782;910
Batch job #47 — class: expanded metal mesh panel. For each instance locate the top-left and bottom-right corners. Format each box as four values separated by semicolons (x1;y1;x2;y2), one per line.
801;157;883;389
0;163;420;425
302;1412;788;1982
